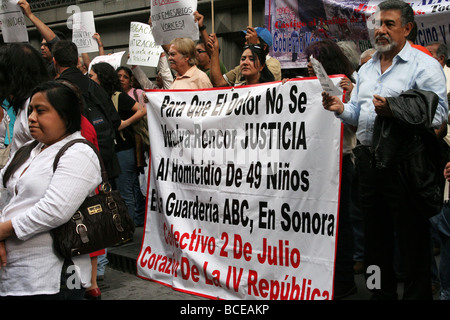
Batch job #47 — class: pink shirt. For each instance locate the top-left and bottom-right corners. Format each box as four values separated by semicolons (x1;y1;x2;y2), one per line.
170;65;213;90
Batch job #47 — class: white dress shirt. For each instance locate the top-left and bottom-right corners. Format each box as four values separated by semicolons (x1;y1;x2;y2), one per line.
0;132;101;296
338;41;448;146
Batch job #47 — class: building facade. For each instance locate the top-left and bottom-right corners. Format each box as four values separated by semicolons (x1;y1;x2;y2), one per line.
16;0;266;78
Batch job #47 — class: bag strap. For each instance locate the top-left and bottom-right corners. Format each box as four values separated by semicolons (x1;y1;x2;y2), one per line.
52;138;109;184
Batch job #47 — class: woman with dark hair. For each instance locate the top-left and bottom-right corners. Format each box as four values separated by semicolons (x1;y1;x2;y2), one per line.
0;81;102;299
116;65;148;228
305;39;358;299
116;66;148;108
305;39;355;82
208;34;275;86
89;62;146;227
0;43;49;154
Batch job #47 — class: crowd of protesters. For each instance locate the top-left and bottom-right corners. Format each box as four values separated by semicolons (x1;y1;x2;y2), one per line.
0;0;449;300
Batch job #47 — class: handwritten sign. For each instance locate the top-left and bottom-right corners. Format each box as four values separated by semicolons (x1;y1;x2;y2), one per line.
72;11;98;54
0;0;28;43
128;21;163;67
150;0;199;45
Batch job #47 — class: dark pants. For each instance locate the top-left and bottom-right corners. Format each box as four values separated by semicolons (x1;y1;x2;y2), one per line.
358;146;432;300
334;154;355;285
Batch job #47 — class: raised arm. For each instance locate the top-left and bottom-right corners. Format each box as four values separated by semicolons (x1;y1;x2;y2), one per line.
207;33;228;87
18;0;57;42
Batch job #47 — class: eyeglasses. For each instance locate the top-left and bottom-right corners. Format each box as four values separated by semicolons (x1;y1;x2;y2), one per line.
196;49;207;54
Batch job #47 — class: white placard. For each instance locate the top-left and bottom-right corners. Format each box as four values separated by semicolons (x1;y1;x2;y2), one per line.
72;11;98;54
127;21;163;67
89;51;126;71
150;0;199;45
0;0;28;43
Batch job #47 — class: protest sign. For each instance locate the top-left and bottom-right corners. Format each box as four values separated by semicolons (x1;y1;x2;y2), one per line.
266;0;450;68
0;0;28;43
137;77;344;300
72;11;98;54
150;0;199;45
88;51;126;71
128;21;163;67
309;56;343;96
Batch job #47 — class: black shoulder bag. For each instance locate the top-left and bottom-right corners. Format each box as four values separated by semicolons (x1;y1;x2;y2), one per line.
51;139;135;259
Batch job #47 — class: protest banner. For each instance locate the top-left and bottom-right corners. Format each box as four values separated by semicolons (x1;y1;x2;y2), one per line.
150;0;199;45
0;0;28;43
72;11;98;54
128;21;163;67
137;77;344;300
265;0;450;68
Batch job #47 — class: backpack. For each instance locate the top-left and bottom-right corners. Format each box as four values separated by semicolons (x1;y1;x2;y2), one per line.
82;81;120;177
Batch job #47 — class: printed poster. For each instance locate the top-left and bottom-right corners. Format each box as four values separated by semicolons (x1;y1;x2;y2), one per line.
265;0;450;68
137;77;344;300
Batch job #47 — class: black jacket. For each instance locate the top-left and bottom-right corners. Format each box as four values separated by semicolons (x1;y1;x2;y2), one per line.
59;67;122;179
372;89;444;217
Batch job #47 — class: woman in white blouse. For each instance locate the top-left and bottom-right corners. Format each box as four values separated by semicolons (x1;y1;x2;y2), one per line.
0;81;102;299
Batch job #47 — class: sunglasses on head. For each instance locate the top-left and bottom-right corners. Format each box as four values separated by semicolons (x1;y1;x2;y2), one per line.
243;44;262;50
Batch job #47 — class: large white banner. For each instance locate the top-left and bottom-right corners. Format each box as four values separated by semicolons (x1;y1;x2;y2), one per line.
137;78;343;300
266;0;450;68
150;0;198;45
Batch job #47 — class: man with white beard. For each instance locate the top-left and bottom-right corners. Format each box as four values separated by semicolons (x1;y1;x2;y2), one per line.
322;0;447;300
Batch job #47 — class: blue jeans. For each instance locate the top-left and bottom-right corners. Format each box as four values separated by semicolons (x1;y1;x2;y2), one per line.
115;148;138;222
430;203;450;300
97;250;108;277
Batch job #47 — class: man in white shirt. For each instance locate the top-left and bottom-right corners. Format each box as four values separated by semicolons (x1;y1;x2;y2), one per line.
323;0;447;300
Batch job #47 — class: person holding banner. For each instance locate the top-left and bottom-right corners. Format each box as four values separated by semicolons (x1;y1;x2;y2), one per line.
322;0;448;300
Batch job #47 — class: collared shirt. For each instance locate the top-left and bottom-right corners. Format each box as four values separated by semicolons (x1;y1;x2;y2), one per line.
338;41;448;146
0;132;101;296
170;65;213;90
